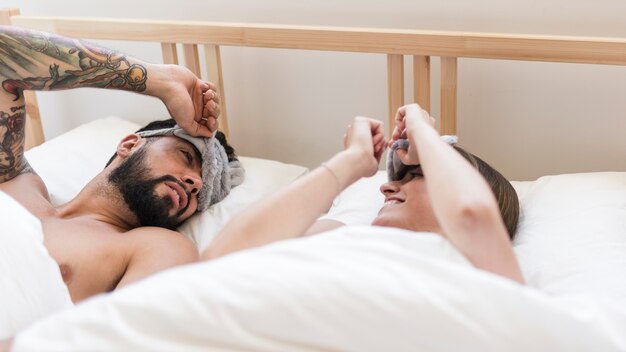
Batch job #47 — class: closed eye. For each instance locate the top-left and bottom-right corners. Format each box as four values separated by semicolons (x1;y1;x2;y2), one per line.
410;167;423;177
180;149;193;165
405;165;423;179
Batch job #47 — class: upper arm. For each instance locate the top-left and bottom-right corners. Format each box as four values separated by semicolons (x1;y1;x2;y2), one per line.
0;92;27;183
117;229;199;288
303;219;345;237
445;205;524;283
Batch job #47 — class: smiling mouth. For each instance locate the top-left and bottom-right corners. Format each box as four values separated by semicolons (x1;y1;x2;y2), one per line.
164;181;189;211
384;198;404;206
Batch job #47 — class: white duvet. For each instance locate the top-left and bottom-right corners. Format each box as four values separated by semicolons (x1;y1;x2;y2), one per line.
12;226;626;351
0;191;72;339
6;117;626;349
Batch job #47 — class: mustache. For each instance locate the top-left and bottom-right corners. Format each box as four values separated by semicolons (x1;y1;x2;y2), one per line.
152;174;193;217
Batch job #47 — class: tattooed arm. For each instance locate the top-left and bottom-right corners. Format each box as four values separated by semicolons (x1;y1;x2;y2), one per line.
0;25;220;183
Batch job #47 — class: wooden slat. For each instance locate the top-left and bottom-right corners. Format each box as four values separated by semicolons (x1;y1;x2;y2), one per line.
1;8;46;149
204;44;229;138
160;42;179;65
413;55;431;112
387;54;404;137
0;8;20;25
440;57;457;135
182;44;201;76
10;16;626;65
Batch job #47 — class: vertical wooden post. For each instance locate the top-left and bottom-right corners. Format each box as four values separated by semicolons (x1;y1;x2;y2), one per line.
0;8;45;149
387;54;404;137
440;56;457;135
161;43;179;65
182;44;201;76
204;44;229;138
413;55;430;112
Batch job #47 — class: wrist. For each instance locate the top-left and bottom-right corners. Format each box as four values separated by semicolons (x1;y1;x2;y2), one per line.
142;63;177;99
324;149;372;190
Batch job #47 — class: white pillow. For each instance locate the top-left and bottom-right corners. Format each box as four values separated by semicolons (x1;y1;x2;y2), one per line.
322;170;626;307
512;172;626;306
24;116;307;250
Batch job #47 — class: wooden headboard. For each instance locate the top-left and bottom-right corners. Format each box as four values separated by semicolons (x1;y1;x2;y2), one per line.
2;8;626;150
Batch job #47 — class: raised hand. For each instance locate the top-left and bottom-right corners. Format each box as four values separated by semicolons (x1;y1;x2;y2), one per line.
158;65;221;138
343;116;387;177
389;103;436;165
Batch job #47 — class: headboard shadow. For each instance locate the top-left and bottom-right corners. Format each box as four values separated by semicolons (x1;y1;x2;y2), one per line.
2;8;625;150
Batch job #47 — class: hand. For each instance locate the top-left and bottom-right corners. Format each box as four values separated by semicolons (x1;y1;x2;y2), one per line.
343;116;386;177
389;103;435;165
160;65;221;137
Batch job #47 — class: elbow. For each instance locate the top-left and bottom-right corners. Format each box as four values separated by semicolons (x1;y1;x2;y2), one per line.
453;198;500;232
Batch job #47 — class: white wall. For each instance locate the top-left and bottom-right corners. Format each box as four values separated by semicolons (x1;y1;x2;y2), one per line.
3;0;626;180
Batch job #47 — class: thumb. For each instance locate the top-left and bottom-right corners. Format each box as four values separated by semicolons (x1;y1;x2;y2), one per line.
396;148;418;165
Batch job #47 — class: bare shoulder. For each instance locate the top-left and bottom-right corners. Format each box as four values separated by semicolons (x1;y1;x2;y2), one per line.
127;227;199;263
0;162;52;216
117;227;199;288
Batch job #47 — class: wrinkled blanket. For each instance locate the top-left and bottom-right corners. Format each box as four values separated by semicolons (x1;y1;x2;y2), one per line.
12;226;626;351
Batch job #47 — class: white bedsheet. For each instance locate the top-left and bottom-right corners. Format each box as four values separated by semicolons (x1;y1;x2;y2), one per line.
0;191;72;339
12;226;626;351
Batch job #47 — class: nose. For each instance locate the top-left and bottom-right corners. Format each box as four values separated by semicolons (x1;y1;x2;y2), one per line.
182;174;203;195
380;181;400;196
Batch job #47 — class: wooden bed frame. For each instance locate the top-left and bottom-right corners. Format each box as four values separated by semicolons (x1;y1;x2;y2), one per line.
2;8;625;150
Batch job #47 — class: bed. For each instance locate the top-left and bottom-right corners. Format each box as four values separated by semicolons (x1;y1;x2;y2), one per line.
2;8;626;351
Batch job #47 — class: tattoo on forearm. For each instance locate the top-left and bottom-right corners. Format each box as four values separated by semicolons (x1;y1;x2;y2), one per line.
0;27;148;101
0;104;26;180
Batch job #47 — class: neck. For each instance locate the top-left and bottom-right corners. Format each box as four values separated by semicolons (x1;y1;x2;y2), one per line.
55;171;139;231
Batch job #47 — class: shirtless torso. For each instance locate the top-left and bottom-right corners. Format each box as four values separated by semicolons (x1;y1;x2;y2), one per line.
0;163;198;302
0;26;221;302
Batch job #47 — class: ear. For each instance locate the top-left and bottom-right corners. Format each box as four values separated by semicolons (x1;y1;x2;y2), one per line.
116;134;143;159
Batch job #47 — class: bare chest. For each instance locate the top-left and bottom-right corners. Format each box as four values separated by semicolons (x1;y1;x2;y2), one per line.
41;218;130;302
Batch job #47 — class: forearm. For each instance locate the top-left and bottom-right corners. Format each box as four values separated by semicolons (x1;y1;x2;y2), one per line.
0;26;175;181
410;121;497;224
409;120;524;283
202;150;365;260
0;26;162;96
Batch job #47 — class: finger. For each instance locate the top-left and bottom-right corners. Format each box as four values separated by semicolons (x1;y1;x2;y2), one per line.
396;149;412;165
372;132;385;146
207;100;220;119
208;116;219;132
399;128;407;139
188;120;213;138
203;89;221;106
374;138;385;156
370;119;384;136
202;106;209;119
374;141;386;162
206;81;218;92
198;81;210;92
193;85;205;123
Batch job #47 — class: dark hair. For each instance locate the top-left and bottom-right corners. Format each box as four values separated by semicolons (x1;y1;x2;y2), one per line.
453;145;520;240
105;119;237;167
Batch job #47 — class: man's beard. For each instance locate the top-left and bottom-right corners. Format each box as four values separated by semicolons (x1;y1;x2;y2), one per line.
108;147;189;230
